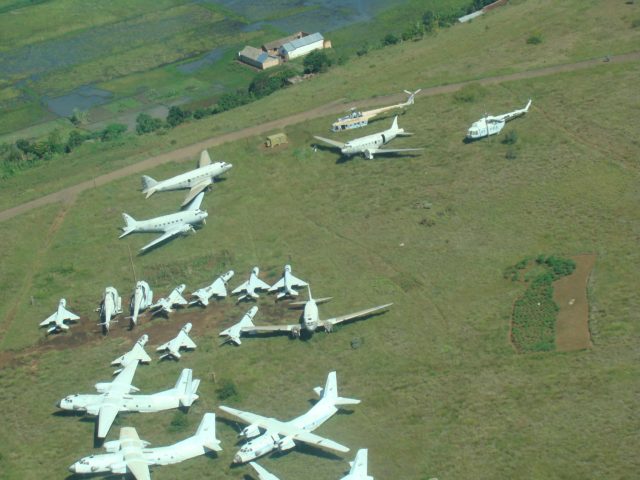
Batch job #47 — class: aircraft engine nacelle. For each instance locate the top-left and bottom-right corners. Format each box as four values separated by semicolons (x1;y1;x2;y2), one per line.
276;436;296;452
240;424;260;439
290;326;302;338
94;383;111;393
103;440;121;453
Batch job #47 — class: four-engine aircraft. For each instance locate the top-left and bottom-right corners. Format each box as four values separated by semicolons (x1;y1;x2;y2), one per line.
58;361;200;439
268;264;308;300
190;270;235;306
219;306;259;345
220;371;359;464
156;323;197;360
315;116;423;160
466;99;532;139
69;413;221;479
97;286;123;332
141;149;233;207
111;335;152;375
150;284;188;315
39;298;80;334
129;280;153;326
119;192;208;253
232;267;271;302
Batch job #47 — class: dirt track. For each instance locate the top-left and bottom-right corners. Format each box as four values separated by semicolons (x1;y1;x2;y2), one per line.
1;51;639;224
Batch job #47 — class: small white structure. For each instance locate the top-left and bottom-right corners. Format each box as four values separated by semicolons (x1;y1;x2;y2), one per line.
279;32;324;60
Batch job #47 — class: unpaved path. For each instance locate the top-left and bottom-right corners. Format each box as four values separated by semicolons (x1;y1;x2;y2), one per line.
1;51;638;224
553;254;596;351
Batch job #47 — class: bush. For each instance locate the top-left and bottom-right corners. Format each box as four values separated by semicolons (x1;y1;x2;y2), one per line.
303;50;332;74
356;43;370;57
249;68;296;99
383;33;400;46
526;33;543;45
167;411;189;433
217;90;253;112
135;113;163;135
453;83;486;103
166;106;191;128
100;123;127;142
65;130;85;152
216;378;239;401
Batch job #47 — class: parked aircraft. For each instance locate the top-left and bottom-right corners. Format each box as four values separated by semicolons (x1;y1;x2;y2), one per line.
39;298;80;334
111;335;152;374
150;284;188;315
268;264;308;300
219;306;259;345
156;323;197;360
119;192;207;253
332;89;421;132
129;280;153;326
58;361;200;439
250;462;280;480
315;116;423;160
97;286;123;332
342;449;373;480
69;413;221;479
190;270;234;306
142;149;233;207
232;267;271;302
238;286;392;339
220;371;359;464
466;99;532;139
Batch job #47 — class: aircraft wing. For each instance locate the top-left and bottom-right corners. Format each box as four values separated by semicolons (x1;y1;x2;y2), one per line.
181;179;212;207
375;148;424;155
268;277;285;292
314;136;346;149
39;312;57;327
140;227;184;252
231;281;250;295
243;324;298;334
111;359;139;389
250;462;280;480
255;278;272;290
347;449;369;477
180;334;197;350
288;274;308;289
60;307;80;321
184;191;205;211
324;303;393;327
97;403;120;438
127;460;151;480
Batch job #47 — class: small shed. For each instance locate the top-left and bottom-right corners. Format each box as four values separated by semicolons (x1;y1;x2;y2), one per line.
265;133;288;148
238;46;279;70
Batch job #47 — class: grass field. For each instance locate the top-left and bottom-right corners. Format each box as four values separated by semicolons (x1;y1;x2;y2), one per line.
0;1;639;479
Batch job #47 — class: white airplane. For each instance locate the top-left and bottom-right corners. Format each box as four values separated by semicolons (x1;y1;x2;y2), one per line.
190;270;234;306
58;361;200;439
342;449;373;480
315;116;423;160
119;192;208;253
250;462;280;480
111;335;152;374
219;306;259;345
142;149;233;207
466;99;532;139
232;267;271;302
268;264;308;300
150;283;188;315
69;412;221;479
332;89;421;132
156;323;197;360
97;286;123;332
220;371;359;464
242;286;392;339
129;280;153;326
39;298;80;334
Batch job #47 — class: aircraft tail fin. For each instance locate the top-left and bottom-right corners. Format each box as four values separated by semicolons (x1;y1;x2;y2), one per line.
174;368;200;406
315;371;361;407
391;115;399;131
119;213;137;238
524;99;532;112
141;176;158;196
404;89;421;105
194;413;222;451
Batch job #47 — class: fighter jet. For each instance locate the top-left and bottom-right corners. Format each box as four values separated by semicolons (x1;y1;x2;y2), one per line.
69;413;221;479
268;264;308;300
220;371;359;464
466;99;532;139
219;306;259;345
190;270;234;306
332;89;421;132
315;116;423;160
97;286;123;332
119;192;207;253
156;323;197;360
39;298;80;334
141;149;233;207
129;280;153;327
111;335;152;375
58;361;200;439
232;267;271;302
238;286;392;339
150;284;188;315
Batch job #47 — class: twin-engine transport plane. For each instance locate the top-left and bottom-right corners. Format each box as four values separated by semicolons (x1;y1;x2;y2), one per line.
39;298;80;334
119;192;207;253
220;371;359;464
142;149;233;207
466;99;532;139
58;361;200;439
315;116;423;160
69;413;221;480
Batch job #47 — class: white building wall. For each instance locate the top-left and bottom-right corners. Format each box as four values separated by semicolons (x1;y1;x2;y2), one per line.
283;40;324;60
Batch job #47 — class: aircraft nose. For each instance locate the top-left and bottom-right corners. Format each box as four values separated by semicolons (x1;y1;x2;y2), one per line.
68;464;77;473
233;454;242;464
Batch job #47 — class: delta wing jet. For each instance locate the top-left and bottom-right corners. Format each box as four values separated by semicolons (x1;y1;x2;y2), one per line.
142;149;233;207
58;361;200;439
150;284;188;315
315;116;423;160
219;306;259;345
97;286;123;332
232;267;271;302
111;335;152;374
268;264;308;300
190;270;234;306
129;280;153;326
39;298;80;334
220;371;359;464
239;286;392;339
119;192;207;253
466;99;532;139
69;413;221;479
332;89;421;132
156;323;197;360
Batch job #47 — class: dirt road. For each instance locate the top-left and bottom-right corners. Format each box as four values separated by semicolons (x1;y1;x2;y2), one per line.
1;51;638;223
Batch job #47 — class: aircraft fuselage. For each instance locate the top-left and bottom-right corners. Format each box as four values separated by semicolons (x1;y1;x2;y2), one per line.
342;129;397;156
154;162;232;192
130;210;207;234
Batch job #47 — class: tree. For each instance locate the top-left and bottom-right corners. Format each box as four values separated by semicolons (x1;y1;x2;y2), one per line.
65;130;85;152
135;113;163;135
100;123;127;142
383;33;400;46
16;139;32;155
303;50;332;74
248;68;295;98
166;106;191;128
47;129;64;154
422;10;437;32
